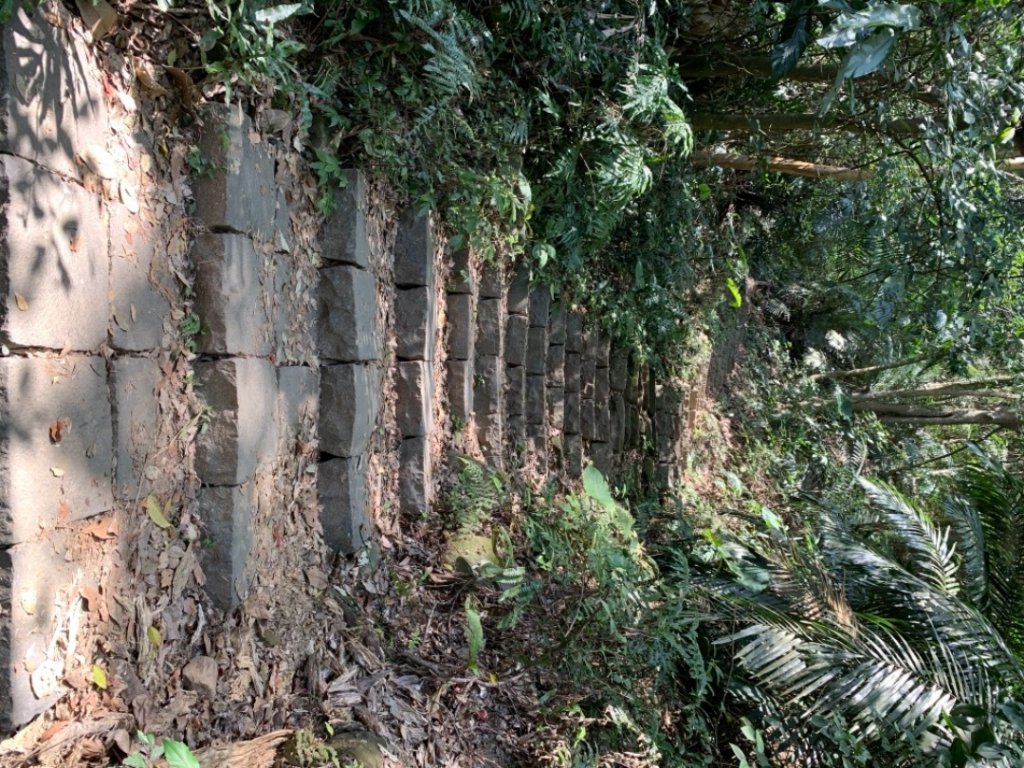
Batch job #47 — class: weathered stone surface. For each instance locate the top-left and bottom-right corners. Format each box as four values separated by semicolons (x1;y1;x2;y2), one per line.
505;314;528;367
475;298;502;357
529;287;550;328
626;362;642;404
1;356;113;545
581;398;596;441
590;442;614;477
320;363;381;458
564;352;581;394
525;423;547;464
109;204;172;351
548;307;566;346
396;361;432;438
447;359;473;421
506;413;525;444
595;366;610;406
194;358;276;485
526;326;547;375
595;393;611;440
193;103;277;239
564;390;581;435
564;433;583;478
395;286;436;362
320;454;371;553
0;5;109;181
475;410;503;469
1;156;107;350
321;169;369;267
547;343;565;387
610;393;626;454
505;364;526;418
447;248;474;294
610;349;629;391
446;292;474;361
195;233;273;356
595;336;611;369
526;375;546;425
565;312;584;353
398;437;432;515
0;531;77;729
318;265;379;362
393;208;434;287
277;365;319;443
198;483;254;609
581;355;596;399
547;386;565;432
182;656;218;699
112;357;161;499
479;260;504;299
474;355;502;415
507;264;530;315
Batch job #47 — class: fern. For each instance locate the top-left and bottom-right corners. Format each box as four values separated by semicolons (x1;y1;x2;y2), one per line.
446;456;504;533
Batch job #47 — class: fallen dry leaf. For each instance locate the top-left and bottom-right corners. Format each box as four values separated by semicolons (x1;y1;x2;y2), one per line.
49;417;70;444
57;500;71;522
15;292;28;311
84;515;118;540
50;466;65;478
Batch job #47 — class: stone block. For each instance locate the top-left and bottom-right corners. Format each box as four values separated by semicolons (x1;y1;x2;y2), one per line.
193;103;277;239
393;208;434;287
320;363;381;458
395;286;436;361
197;483;254;610
581;355;596;399
565;390;581;435
475;411;503;469
396;361;432;438
610;393;626;454
595;398;611;441
548;307;566;346
610;349;629;391
109;204;172;351
474;355;502;415
277;365;319;443
581;398;595;441
0;5;109;181
446;292;475;361
479;260;504;299
112;357;161;499
547;343;565;387
318;265;379;362
447;359;474;421
505;364;525;418
626;362;642;404
195;358;277;485
590;442;614;477
506;413;525;443
195;233;273;356
565;312;584;353
399;436;432;515
475;298;502;357
0;356;113;545
529;287;550;328
564;352;581;394
0;532;76;730
319;454;370;554
1;156;107;350
595;366;610;406
320;169;369;268
526;326;547;375
547;386;564;432
525;423;547;464
505;314;528;367
564;434;583;479
447;248;473;294
526;375;546;426
626;404;641;450
507;264;530;315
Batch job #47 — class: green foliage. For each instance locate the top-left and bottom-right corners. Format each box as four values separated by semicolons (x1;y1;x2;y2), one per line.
463;595;484;674
698;461;1024;766
121;732;199;768
445;455;504;534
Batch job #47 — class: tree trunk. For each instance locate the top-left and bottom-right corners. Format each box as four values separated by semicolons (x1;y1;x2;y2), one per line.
872;408;1021;429
689;112;923;136
850;375;1018;402
809;354;933;381
691;149;873;180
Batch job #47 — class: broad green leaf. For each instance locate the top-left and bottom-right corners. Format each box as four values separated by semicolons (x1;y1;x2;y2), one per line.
147;625;162;647
254;4;306;24
145;495;172;529
836;389;854;420
839;29;897;79
162;738;201;768
582;465;618;514
464;596;484;673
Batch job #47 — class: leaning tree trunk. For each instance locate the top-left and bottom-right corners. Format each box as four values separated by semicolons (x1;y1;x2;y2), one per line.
691;149;873;180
